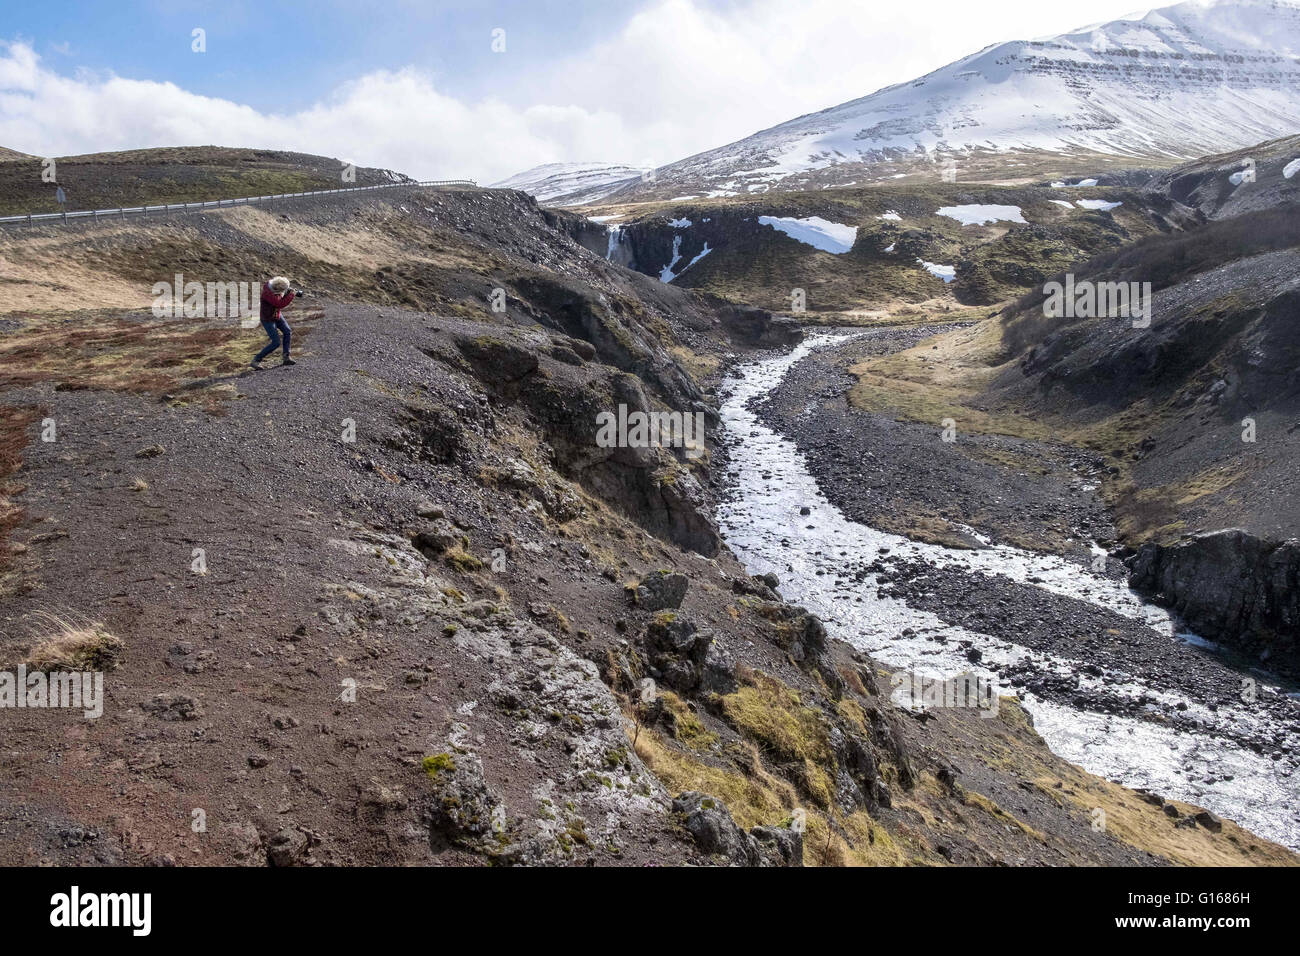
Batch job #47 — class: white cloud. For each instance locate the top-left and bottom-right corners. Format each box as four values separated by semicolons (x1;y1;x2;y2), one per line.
0;0;1154;182
0;41;611;181
527;0;1159;166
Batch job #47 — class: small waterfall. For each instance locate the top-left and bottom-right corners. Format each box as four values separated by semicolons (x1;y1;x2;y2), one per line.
605;225;633;267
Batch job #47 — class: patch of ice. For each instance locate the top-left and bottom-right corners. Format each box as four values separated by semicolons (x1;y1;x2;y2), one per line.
877;210;902;221
1052;178;1099;188
658;235;683;282
1284;158;1300;179
884;242;896;252
1049;199;1074;209
936;204;1026;226
660;241;712;283
917;259;956;282
1076;198;1122;211
758;215;857;254
668;217;692;228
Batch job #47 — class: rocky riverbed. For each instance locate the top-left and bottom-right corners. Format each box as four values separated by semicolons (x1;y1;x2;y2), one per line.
716;329;1300;850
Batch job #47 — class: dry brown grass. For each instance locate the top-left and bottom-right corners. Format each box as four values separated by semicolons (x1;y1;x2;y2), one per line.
1042;767;1299;867
868;512;982;550
20;612;123;671
667;345;720;380
632;723;911;866
0;310;317;402
847;319;1053;440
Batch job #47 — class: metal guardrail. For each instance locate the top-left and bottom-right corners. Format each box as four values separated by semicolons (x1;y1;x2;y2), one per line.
0;178;478;227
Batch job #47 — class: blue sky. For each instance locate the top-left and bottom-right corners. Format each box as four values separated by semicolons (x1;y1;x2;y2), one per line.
1;0;1162;182
12;0;638;110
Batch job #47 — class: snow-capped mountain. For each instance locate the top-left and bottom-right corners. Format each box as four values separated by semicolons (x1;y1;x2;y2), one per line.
490;162;646;205
611;0;1300;200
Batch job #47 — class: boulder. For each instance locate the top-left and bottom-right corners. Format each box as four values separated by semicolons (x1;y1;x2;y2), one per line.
423;751;503;849
413;519;461;557
629;570;689;611
644;613;712;692
498;457;540;490
415;500;445;520
228;823;265;865
266;828;309;867
672;792;803;866
1195;810;1223;833
748;824;803;866
699;640;738;695
644;612;735;694
674;792;752;863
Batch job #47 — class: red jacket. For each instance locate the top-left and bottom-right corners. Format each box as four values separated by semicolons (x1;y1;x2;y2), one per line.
260;284;295;322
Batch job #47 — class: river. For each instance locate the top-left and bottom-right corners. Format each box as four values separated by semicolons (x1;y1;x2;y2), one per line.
716;331;1300;851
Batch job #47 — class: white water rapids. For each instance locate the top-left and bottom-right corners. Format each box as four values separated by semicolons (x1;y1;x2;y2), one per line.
716;332;1300;850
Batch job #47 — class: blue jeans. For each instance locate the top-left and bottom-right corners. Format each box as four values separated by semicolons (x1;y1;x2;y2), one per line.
255;317;291;361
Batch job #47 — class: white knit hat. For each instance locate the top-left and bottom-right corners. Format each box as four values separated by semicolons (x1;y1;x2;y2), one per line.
268;276;291;292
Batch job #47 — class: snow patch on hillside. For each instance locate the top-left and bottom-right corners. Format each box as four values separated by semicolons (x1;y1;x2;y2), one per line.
936;204;1026;225
659;235;684;282
614;1;1300;199
918;259;956;282
1076;198;1123;211
490;162;643;205
660;240;713;283
758;215;858;254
